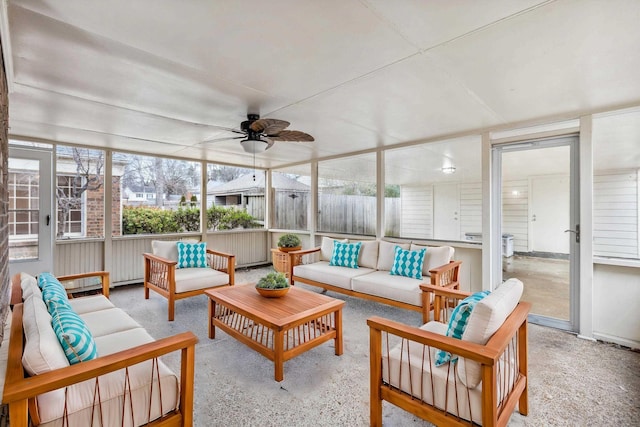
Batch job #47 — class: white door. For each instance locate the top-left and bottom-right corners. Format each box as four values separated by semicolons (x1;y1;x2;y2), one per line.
8;147;54;277
530;176;570;254
433;183;460;240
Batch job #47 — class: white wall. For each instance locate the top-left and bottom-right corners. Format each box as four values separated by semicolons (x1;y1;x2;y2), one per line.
399;185;433;239
593;263;640;348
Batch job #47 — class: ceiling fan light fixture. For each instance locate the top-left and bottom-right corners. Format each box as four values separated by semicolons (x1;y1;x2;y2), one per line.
240;139;268;154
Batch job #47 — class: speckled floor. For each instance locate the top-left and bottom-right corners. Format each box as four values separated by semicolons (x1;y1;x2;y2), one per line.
109;266;640;426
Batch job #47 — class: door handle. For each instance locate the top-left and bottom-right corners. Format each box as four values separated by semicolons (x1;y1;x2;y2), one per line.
46;215;50;226
564;224;580;243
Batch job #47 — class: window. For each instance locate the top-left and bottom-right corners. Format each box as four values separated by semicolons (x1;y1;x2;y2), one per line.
384;136;481;241
8;170;39;238
206;164;264;230
592;108;640;260
56;146;105;239
115;153;202;235
318;154;376;236
272;165;311;230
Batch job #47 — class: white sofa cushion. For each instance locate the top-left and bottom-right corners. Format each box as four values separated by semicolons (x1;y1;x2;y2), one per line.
37;358;179;427
293;261;374;290
68;294;115;315
351;271;423;307
174;267;230;293
21;294;70;376
377;241;410;271
80;307;142;338
457;278;524;388
356;240;379;269
383;320;482;425
20;273;41;300
94;327;155;356
410;244;454;277
320;237;348;261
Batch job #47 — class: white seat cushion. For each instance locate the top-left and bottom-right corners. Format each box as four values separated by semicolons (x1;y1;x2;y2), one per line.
458;278;524;388
94;327;155;356
68;294;115;314
80;307;142;338
37;358;179;427
20;273;41;300
174;267;230;293
293;261;373;290
383;321;482;425
151;239;199;262
351;270;423;307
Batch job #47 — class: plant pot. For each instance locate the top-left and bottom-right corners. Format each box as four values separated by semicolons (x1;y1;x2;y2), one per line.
256;286;290;298
278;246;301;253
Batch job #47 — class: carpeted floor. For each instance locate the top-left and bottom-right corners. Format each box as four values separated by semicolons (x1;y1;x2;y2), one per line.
109;266;640;426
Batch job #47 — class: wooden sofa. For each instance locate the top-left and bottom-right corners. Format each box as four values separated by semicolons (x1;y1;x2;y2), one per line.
368;279;530;426
4;271;197;427
289;238;461;322
143;240;235;321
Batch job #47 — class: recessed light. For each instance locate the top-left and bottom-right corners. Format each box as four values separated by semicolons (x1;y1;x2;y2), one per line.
441;166;456;174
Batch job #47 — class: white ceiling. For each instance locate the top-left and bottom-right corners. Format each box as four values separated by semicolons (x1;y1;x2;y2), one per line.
3;0;640;175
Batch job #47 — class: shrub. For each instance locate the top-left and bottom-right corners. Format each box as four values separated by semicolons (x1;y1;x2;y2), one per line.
256;272;289;289
277;233;301;248
122;206;179;235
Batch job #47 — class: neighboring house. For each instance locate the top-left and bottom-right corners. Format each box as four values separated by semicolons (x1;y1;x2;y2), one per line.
208;173;310;224
122;185;161;206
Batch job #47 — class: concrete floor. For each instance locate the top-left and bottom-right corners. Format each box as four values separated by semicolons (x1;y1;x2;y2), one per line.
503;255;570;320
108;266;640;426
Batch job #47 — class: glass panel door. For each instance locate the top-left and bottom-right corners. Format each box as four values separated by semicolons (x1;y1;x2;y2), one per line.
9;147;53;277
494;136;579;331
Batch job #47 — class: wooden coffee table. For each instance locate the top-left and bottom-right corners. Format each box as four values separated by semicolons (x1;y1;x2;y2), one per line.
205;285;345;381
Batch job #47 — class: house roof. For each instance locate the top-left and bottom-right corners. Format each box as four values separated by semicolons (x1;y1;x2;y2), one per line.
208;173;309;195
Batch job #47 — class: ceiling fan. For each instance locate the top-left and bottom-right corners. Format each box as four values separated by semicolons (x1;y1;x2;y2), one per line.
202;114;314;153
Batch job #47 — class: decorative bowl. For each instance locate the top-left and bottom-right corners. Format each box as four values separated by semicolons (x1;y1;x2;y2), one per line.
278;245;301;253
256;286;290;298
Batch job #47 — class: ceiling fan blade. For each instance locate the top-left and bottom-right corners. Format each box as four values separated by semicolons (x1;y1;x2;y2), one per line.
270;130;315;142
201;135;245;144
249;118;290;135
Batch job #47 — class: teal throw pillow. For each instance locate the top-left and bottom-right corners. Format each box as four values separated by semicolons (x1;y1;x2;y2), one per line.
435;290;490;366
37;272;59;290
50;301;98;364
38;273;71;312
329;241;362;269
389;246;426;279
176;242;208;269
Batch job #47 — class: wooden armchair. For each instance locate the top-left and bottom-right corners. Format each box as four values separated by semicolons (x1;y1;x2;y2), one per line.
368;279;530;427
143;240;235;321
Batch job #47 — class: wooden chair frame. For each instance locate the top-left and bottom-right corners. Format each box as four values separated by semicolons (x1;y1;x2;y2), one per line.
368;284;531;427
143;249;235;321
5;272;198;427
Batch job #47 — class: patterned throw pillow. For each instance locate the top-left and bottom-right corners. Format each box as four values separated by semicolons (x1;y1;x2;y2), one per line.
389;246;426;279
50;302;98;364
38;273;71;312
176;242;208;269
329;241;362;269
435;290;490;366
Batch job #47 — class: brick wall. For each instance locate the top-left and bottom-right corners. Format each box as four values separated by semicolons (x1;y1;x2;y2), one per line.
0;43;10;340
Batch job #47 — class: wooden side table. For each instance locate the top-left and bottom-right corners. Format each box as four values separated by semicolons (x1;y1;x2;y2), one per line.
271;248;290;277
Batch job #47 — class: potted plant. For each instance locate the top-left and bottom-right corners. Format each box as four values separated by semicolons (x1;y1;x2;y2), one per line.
255;272;290;298
277;233;301;252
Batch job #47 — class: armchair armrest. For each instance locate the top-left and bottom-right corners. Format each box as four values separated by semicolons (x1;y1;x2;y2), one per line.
57;271;111;298
206;249;236;285
287;247;321;280
420;282;472;323
429;260;461;287
143;252;177;267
